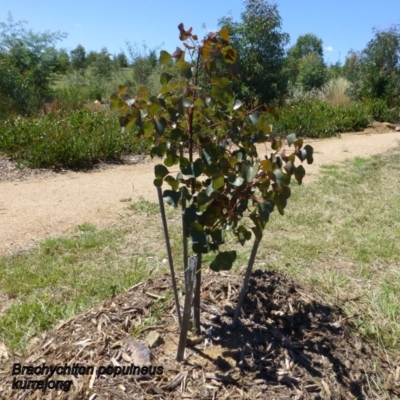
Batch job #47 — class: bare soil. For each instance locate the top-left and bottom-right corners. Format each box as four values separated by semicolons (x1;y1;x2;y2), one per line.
1;122;399;256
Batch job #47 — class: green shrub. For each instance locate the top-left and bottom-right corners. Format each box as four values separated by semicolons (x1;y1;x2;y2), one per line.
361;98;400;123
0;109;151;169
270;100;372;138
52;86;104;113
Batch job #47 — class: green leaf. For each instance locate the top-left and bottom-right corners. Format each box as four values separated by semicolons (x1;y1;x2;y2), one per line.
164;155;176;167
150;142;168;158
210;251;237;271
199;204;220;227
181;159;203;178
281;172;291;186
179;156;190;169
193;158;204;176
249;211;265;231
210;229;225;245
190;229;209;254
241;162;259;183
294;138;303;148
258;201;274;222
163;190;180;207
179;61;193;79
160;50;172;65
275;190;288;213
197;190;211;212
253;132;270;143
211;86;229;104
294;165;306;185
286;133;296;147
271;137;282;151
304;144;314;164
183;204;197;236
154;164;169;180
227;174;244;187
233;150;245;162
283;161;295;175
273;169;283;187
160;72;173;85
233;99;243;110
153;178;163;187
235;225;252;245
182;98;192;107
212;173;225;190
164;176;179;191
218;27;230;42
251;227;263;241
221;46;237;63
154;117;167;135
260;159;272;171
110;94;119;111
249;111;259;125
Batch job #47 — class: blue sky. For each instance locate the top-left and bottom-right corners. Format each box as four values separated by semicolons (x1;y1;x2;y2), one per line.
1;0;399;64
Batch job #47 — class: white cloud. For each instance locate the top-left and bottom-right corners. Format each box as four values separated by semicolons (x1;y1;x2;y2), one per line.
75;23;82;28
325;46;334;52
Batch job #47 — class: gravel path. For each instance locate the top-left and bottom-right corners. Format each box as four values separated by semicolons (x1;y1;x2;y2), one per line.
1;126;399;255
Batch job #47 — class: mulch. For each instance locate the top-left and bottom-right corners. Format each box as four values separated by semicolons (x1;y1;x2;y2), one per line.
1;269;399;399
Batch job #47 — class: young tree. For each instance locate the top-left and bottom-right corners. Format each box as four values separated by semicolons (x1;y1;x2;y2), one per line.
218;0;289;105
112;23;313;361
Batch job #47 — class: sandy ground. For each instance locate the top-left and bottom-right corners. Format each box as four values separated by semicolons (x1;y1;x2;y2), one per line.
1;127;399;255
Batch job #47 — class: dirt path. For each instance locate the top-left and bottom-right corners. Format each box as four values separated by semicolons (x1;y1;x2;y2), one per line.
1;127;399;255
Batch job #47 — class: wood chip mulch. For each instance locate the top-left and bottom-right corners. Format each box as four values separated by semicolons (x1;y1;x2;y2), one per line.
0;269;399;399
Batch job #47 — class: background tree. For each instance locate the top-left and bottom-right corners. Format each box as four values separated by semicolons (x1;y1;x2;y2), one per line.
92;47;113;79
126;42;159;90
70;44;87;74
296;52;327;91
85;50;99;67
0;12;67;114
54;48;70;74
114;51;129;69
285;33;327;92
327;61;343;80
343;24;400;107
218;0;289;105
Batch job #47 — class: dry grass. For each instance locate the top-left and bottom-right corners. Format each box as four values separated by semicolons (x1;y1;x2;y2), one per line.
288;77;352;108
318;77;352;107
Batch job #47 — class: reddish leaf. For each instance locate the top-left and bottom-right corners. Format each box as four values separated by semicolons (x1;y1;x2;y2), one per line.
172;47;184;59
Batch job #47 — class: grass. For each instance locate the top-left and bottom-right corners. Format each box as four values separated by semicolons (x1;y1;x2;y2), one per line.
0;147;400;357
